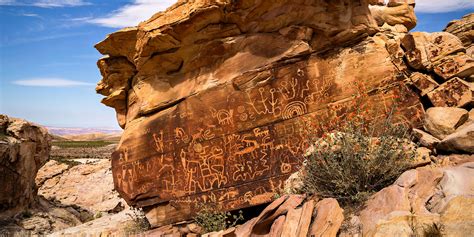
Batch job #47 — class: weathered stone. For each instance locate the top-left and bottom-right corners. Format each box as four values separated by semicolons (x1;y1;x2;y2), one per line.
444;13;474;57
281;207;303;237
309;198;344;237
424;107;469;139
49;210;135;237
357;160;474;237
35;160;69;186
296;199;314;237
427;77;473;107
95;0;430;226
412;128;441;149
401;32;465;71
359;185;412;236
369;3;416;30
38;159;125;213
437;123;474;154
269;215;286;237
413;147;432;167
0;115;51;219
433;53;474;80
409;72;439;96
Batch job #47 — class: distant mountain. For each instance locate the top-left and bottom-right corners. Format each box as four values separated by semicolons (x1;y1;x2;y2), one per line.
47;127;122;141
47;127;122;136
62;133;122;142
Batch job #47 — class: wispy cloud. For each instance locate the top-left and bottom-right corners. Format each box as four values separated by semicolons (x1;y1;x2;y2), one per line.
12;78;94;87
87;0;175;28
1;32;88;47
19;13;40;17
416;0;474;13
0;0;91;8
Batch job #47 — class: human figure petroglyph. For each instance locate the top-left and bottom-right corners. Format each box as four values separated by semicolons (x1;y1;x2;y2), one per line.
153;130;165;153
279;77;299;100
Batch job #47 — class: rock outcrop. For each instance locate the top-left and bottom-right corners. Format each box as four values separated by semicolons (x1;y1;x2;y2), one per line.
37;159;126;214
0;115;51;219
355;157;474;237
445;13;474;58
95;0;473;227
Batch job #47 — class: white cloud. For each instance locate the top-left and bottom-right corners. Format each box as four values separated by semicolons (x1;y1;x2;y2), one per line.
88;0;176;28
20;13;39;17
416;0;474;13
12;78;94;87
0;0;91;7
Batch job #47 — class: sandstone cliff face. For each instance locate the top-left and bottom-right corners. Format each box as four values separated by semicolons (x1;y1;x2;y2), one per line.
95;0;473;227
0;115;51;219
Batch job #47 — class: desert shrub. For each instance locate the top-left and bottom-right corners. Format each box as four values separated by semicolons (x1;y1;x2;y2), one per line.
416;223;443;237
194;204;244;233
302;111;415;206
125;208;151;234
50;156;81;167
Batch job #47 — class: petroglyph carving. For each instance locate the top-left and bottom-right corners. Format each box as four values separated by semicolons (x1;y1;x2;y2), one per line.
282;101;308;119
211;108;234;125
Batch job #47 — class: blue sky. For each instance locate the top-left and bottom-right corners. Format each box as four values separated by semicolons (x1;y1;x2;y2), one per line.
0;0;473;129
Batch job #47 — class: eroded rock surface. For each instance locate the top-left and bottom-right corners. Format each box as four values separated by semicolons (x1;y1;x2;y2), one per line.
37;159;126;214
0;115;51;219
95;0;473;227
357;159;474;237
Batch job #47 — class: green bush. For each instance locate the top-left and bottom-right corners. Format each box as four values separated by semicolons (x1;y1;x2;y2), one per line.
302;114;415;206
125;208;151;234
194;205;244;233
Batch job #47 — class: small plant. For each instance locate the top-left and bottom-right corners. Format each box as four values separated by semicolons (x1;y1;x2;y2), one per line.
125;208;151;234
94;212;103;219
194;204;244;233
418;223;443;237
302;109;415;207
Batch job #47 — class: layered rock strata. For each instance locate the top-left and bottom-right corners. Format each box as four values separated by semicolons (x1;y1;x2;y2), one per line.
95;1;473;226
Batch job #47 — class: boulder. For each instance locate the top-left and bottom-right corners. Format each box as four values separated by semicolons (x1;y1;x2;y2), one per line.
424;107;469;139
409;72;439;96
427;77;473;108
433;54;474;80
412;128;441;149
37;159;126;214
358;161;474;237
95;0;426;226
369;3;417;31
0;115;51;219
309;198;344;237
401;32;465;71
437;123;474;154
444;13;474;57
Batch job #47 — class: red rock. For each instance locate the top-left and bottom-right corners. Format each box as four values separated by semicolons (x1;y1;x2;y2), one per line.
409;72;439;96
427;77;472;107
433;54;474;80
401;32;465;71
268;215;286;237
281;207;303;236
95;0;427;226
309;198;344;237
296;200;315;237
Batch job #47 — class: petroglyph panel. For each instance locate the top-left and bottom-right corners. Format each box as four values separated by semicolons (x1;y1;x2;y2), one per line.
112;54;424;211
